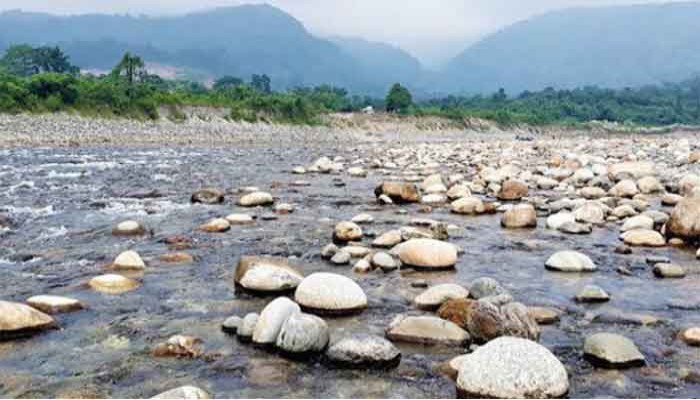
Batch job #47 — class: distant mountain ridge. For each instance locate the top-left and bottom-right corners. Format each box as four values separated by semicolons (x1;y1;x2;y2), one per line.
441;2;700;94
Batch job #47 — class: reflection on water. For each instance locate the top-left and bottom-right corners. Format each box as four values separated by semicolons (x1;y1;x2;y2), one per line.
0;145;699;398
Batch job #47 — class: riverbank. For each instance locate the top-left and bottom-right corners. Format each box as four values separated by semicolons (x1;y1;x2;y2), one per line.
2;110;699;148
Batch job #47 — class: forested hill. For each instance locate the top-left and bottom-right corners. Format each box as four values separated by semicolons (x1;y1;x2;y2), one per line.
441;2;700;94
0;5;417;94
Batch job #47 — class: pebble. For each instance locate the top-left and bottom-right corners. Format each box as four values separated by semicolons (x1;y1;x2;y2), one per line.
238;191;274;207
198;218;231;233
112;220;146;236
679;327;700;346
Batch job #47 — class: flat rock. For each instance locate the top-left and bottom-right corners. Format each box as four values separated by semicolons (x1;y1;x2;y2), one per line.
545;251;597;272
528;306;562;324
456;337;569;399
159;252;194;263
325;334;401;369
414;284;469;310
294;273;367;315
385;315;469;346
653;263;686;278
584;332;645;368
234;256;303;293
26;295;83;314
89;274;139;294
372;230;403;248
225;213;255;225
0;301;56;339
575;285;610;302
621;229;666;247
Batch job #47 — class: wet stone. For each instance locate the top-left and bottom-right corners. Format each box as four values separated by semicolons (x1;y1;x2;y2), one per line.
584;333;645;368
575;285;610;303
325;334;401;369
26;295;83;314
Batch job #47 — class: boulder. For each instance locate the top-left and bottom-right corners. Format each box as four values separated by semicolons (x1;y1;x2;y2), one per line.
451;197;486;215
374;181;420;203
234;256;304;293
414;284;469;310
198;218;230;233
26;295;83;314
325;334;401;369
89;274;139;294
276;312;329;354
497;179;528;201
456;337;569;399
112;250;145;270
191;188;224;204
621;229;665;247
112;220;146;236
385;315;469;346
333;221;363;242
253;297;300;345
666;196;700;243
238;191;274;207
392;238;458;269
501;204;537;228
0;301;56;339
584;332;645;368
294;273;367;315
545;251;597;272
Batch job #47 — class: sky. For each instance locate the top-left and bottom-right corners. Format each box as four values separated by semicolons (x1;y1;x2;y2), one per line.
0;0;685;67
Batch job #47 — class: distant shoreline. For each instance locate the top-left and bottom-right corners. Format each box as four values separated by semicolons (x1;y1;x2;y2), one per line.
1;111;699;148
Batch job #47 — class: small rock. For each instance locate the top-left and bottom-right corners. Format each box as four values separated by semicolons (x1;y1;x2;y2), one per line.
191;188;224;204
112;220;146;236
501;204;537;229
112;250;146;270
235;256;304;293
545;251;597;272
392;238;458;269
621;229;666;247
152;335;203;358
159;252;194;263
385;314;470;346
295;273;367;315
26;295;83;314
333;221;363;242
527;306;561;324
238;191;274;207
652;263;686;278
320;243;339;259
89;274;139;294
225;213;255;225
374;181;420;204
151;386;210;399
222;316;242;334
0;301;56;339
679;327;700;346
371;252;399;272
325;334;401;369
198;218;231;233
276;312;329;354
584;332;645;368
575;285;610;303
372;230;402;248
330;250;351;265
451;197;486;215
253;297;301;345
238;313;259;339
351;213;374;224
414;284;469;310
469;277;507;299
497;179;528;201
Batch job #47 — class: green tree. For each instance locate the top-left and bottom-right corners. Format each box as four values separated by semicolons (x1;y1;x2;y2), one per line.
385;83;412;113
0;45;78;76
213;75;244;91
111;53;147;86
251;74;271;94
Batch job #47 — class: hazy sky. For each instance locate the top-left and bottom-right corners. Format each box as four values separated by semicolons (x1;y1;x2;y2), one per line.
0;0;684;67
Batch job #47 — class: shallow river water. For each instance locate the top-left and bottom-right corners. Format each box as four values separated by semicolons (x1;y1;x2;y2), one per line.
1;143;700;398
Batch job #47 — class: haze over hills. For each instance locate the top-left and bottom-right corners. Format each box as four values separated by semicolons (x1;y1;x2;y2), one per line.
1;2;700;95
442;1;700;94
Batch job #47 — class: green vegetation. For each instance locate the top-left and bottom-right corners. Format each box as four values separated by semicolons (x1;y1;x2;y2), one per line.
2;44;700;127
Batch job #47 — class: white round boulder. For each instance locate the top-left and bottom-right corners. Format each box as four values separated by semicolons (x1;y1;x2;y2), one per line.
456;337;569;398
275;312;329;354
294;273;367;315
545;251;597;272
392;239;458;269
234;256;304;293
252;297;300;345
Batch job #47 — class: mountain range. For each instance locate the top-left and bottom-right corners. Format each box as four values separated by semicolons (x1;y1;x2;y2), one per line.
1;2;700;95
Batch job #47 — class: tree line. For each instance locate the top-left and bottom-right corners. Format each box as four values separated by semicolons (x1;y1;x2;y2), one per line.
1;44;700;126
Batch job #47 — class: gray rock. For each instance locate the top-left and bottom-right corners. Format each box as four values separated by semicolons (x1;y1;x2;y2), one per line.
237;313;259;340
584;332;645;368
252;297;300;344
221;316;242;334
325;334;401;368
500;302;540;341
575;285;610;303
545;251;597;272
652;263;686;278
275;312;329;354
456;337;569;398
469;277;507;299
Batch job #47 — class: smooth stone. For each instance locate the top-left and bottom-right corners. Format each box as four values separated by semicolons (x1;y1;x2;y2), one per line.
151;386;210;399
112;220;146;236
198;218;231;233
333;221;363;242
653;263;686;278
89;274;139;294
392;238;458;269
497;179;528;201
666;196;700;242
679;327;700;346
234;256;303;293
112;250;146;270
276;312;329;354
351;213;374;224
621;215;654;232
451;197;486;215
325;334;401;369
320;243;339;259
447;184;471;200
528;306;562;324
559;221;593;234
500;302;541;341
372;230;403;248
238;313;259;339
545;251;597;272
221;316;243;334
546;212;575;230
343;245;371;258
385;315;470;346
330;250;351;265
225;213;255;225
252;297;300;345
414;284;469;310
456;337;569;399
0;301;56;339
371;252;399;271
26;295;83;314
294;273;367;315
574;202;605;224
589;310;661;326
620;229;666;247
575;285;610;302
374;181;420;204
501;204;537;228
584;333;645;368
352;258;373;273
238;191;274;207
469;277;507;299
